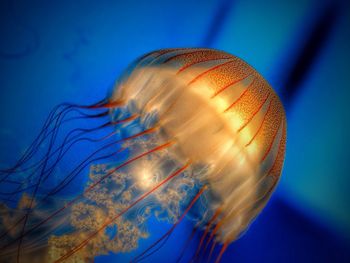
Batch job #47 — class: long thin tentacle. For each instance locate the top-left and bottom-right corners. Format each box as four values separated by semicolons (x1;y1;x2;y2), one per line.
132;186;207;263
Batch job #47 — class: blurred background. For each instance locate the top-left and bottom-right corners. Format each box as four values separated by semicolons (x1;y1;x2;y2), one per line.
1;0;350;262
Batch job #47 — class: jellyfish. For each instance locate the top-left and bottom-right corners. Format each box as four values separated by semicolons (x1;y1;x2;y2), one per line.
0;48;286;263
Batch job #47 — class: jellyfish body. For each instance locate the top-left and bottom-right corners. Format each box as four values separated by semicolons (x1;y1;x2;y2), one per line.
112;48;287;246
0;48;286;263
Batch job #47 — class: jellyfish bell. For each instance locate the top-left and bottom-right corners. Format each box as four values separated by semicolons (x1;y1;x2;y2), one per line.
112;48;286;247
0;48;286;263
